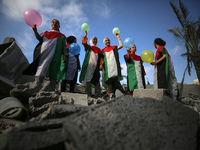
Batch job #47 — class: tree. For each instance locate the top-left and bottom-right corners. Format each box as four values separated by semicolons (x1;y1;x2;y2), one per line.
169;0;200;83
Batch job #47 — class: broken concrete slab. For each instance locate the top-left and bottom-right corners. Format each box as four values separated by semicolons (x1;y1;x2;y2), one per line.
0;38;30;84
133;89;171;100
0;119;24;133
61;92;88;106
28;92;60;117
3;119;65;150
32;104;88;121
63;95;199;150
28;92;89;118
0;75;15;97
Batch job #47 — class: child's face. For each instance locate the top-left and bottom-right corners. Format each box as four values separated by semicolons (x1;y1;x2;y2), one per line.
130;45;136;53
92;38;97;45
104;38;110;46
51;19;60;31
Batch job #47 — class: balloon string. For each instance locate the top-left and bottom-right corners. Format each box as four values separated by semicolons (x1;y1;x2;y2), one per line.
16;40;27;51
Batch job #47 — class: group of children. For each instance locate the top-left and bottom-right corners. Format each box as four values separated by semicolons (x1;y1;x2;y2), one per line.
23;19;178;100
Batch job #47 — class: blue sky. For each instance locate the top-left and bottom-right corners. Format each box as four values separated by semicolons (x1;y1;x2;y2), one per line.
0;0;199;84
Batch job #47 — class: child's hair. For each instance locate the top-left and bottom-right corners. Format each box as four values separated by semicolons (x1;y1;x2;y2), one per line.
154;38;166;46
51;19;60;25
67;36;76;44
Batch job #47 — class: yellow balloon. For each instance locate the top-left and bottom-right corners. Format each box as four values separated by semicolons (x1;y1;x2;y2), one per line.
141;50;154;63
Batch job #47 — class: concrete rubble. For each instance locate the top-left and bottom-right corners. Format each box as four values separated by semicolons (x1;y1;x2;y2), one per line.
0;38;200;150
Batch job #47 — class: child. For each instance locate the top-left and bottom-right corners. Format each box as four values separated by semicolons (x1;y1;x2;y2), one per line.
150;38;178;99
59;36;81;93
102;34;123;100
23;19;67;93
79;31;103;98
124;45;146;96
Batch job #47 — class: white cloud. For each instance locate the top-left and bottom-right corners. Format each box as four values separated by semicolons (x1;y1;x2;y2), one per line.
93;1;111;19
171;45;181;56
0;0;51;20
1;0;88;61
1;0;88;35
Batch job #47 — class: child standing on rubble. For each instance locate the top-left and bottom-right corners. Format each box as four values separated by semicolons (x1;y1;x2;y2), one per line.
23;19;67;93
79;31;103;98
124;45;146;96
102;34;123;100
59;36;81;93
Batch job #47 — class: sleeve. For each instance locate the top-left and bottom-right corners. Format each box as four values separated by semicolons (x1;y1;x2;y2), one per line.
124;55;131;63
35;33;43;41
82;36;89;51
117;38;123;50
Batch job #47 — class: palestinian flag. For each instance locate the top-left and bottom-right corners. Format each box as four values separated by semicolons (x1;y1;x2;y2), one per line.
154;46;178;97
102;46;123;82
59;43;78;81
124;53;146;91
23;30;66;80
154;46;170;89
79;45;102;85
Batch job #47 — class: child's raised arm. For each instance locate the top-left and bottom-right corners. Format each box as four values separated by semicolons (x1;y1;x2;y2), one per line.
32;24;42;41
116;33;123;50
82;31;89;50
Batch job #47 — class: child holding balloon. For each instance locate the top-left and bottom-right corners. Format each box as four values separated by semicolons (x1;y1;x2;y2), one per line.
102;33;123;100
124;45;146;96
79;31;103;98
59;36;81;93
150;38;178;100
23;19;67;93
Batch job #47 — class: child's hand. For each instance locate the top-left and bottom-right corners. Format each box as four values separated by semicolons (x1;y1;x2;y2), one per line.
150;62;157;66
84;31;87;36
32;24;37;34
63;55;67;63
116;33;120;39
99;65;103;70
126;48;131;53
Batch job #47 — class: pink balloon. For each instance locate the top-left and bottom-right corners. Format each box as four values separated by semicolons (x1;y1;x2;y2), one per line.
23;9;42;27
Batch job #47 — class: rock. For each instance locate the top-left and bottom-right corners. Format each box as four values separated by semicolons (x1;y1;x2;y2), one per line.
29;92;88;118
32;104;88;121
3;119;65;150
63;96;199;150
0;38;31;84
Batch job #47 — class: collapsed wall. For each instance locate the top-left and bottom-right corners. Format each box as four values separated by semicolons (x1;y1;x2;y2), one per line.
0;37;33;96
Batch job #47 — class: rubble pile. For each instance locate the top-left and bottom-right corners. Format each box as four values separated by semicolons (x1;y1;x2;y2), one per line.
0;38;200;150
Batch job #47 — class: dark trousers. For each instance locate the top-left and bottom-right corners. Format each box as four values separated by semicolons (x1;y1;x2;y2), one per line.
61;70;78;93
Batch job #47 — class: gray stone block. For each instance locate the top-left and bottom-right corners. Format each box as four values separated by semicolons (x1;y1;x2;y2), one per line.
63;96;199;150
28;92;60;117
61;92;88;106
133;89;170;100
